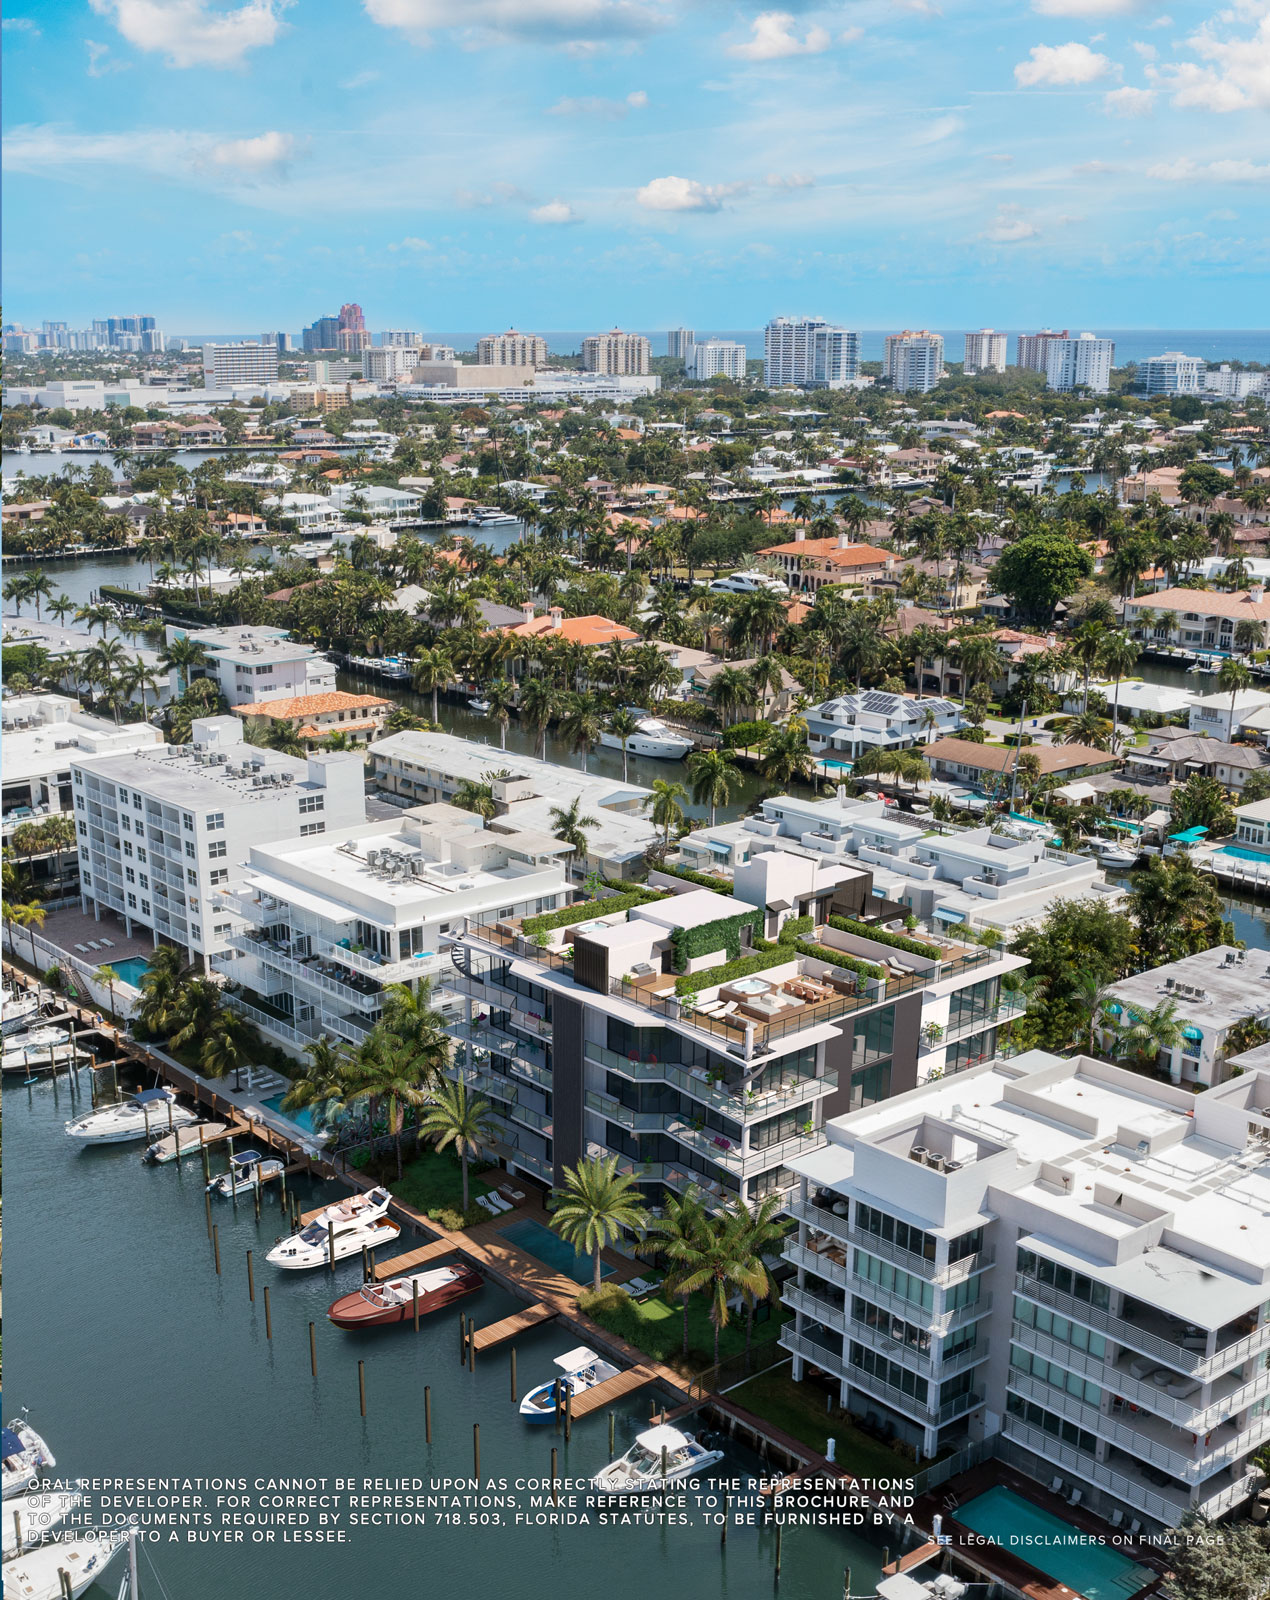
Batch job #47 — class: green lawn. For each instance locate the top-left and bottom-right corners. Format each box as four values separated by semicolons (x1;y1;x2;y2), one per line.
725;1365;917;1478
384;1145;495;1213
584;1285;785;1369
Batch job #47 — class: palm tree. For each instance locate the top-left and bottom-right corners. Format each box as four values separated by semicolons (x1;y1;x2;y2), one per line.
725;1194;790;1362
346;1028;433;1179
282;1035;353;1135
559;693;605;774
520;676;561;761
168;978;222;1053
1128;856;1225;965
454;777;497;819
1114;998;1184;1071
646;778;688;847
24;570;54;621
1069;972;1118;1058
687;747;740;827
245;716;304;757
412;645;452;723
1099;631;1139;746
758;725;815;787
549;796;600;868
669;1206;765;1365
746;656;785;720
417;1080;496;1212
200;1006;259;1080
707;666;750;728
160;635;211;696
649;1186;710;1355
94;963;120;1024
486;678;516;750
607;707;641;783
549;1153;650;1292
7;900;47;968
1218;656;1253;729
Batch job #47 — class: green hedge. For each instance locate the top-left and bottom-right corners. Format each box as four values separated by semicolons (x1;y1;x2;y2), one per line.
721;720;772;750
522;888;665;935
782;937;881;983
672;938;880;996
654;864;733;893
826;915;939;959
669;907;762;973
778;915;814;944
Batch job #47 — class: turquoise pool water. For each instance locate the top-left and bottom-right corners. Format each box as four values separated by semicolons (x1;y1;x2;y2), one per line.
499;1219;615;1285
262;1092;317;1133
111;956;150;987
955;1486;1152;1600
1219;844;1270;864
819;758;853;771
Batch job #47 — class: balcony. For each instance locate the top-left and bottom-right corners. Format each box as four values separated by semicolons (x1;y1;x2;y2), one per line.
844;1362;935;1424
783;1282;849;1330
786;1241;851;1293
1008;1371;1207;1482
317;936;449;985
781;1328;847;1376
602;1147;730;1205
226;993;311;1049
584;1041;836;1122
231;930;383;1006
1002;1414;1193;1525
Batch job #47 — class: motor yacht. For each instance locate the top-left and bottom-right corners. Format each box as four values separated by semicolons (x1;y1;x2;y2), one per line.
64;1087;198;1146
520;1346;620;1423
590;1424;724;1494
4;1491;82;1559
2;1418;55;1499
2;992;40;1037
467;696;492;714
328;1262;483;1328
1;1028;74;1076
598;711;694;761
1087;836;1139;867
207;1149;284;1199
470;506;517;525
266;1187;396;1269
1;1530;125;1600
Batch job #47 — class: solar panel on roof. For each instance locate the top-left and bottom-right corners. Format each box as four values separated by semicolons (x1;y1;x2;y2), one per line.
860;692;896;713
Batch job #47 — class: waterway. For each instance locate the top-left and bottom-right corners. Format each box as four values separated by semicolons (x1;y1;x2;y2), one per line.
2;1075;885;1600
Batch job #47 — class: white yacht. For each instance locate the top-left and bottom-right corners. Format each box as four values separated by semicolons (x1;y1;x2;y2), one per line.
207;1149;284;1199
2;992;41;1037
2;1027;74;1075
599;711;695;761
1;1530;125;1600
1087;835;1139;867
470;506;517;525
520;1346;621;1424
65;1088;198;1146
266;1186;397;1269
590;1424;724;1494
2;1419;55;1499
4;1491;82;1559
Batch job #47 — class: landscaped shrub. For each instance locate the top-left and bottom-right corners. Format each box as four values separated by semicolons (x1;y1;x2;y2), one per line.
720;720;771;750
522;887;665;936
578;1281;633;1317
669;908;762;972
653;864;733;893
778;916;814;944
826;915;940;959
673;947;796;996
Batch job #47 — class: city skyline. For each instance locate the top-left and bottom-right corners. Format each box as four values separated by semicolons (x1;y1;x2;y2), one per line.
2;0;1267;329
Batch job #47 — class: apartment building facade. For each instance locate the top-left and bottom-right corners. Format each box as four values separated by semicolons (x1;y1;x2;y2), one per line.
1140;352;1205;395
1045;334;1115;394
764;318;859;388
884;332;944;393
782;1050;1270;1529
666;328;695;358
687;340;748;381
582;330;651;375
70;717;367;965
174;624;338;705
962;330;1007;375
1016;330;1068;372
201;342;280;388
477;330;550;367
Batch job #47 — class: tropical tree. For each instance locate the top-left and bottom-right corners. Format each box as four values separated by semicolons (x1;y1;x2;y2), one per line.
485;678;516;750
559;693;605;774
167;977;223;1052
669;1205;767;1365
454;777;497;819
1069;972;1119;1058
281;1035;353;1135
7;899;47;968
200;1006;259;1081
159;634;211;696
520;675;561;761
549;1153;650;1292
1113;998;1184;1070
607;707;641;783
346;1027;434;1178
758;724;815;787
646;778;688;846
549;795;600;867
725;1194;791;1362
686;747;741;827
1217;656;1253;728
412;645;452;723
1128;856;1229;964
417;1080;497;1212
649;1186;710;1356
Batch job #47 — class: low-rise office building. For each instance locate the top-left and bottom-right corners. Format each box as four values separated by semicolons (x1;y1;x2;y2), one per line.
782;1049;1270;1528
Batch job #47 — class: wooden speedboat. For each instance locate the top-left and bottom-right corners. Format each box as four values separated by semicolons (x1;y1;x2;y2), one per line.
2;1419;55;1500
328;1263;483;1328
521;1346;621;1423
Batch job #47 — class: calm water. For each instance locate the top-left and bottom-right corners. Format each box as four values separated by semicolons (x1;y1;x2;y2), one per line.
3;1076;884;1600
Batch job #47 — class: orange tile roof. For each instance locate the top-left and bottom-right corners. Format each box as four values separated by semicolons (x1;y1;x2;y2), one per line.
759;536;893;568
298;720;381;737
502;613;640;645
1129;586;1270;621
232;691;391;719
925;737;1113;773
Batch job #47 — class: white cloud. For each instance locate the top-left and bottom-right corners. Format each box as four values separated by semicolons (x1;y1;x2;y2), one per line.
1104;84;1155;113
1032;0;1137;13
1148;157;1270;183
362;0;666;47
910;114;963;144
727;11;830;60
636;174;738;211
1075;158;1115;172
765;172;814;188
529;199;577;223
387;236;434;250
1147;7;1270;111
86;38;130;74
548;89;647;116
2;16;41;33
340;69;380;88
1131;40;1156;58
209;130;299;172
86;0;288;68
1014;41;1114;84
981;204;1040;241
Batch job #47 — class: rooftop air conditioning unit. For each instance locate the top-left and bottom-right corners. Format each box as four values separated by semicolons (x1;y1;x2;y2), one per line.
910;1146;930;1163
944;1159;963;1173
366;850;379;869
929;1153;947;1173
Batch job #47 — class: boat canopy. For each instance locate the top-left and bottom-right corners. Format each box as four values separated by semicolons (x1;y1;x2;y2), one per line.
636;1424;690;1452
554;1346;600;1373
232;1150;265;1165
133;1087;172;1105
1;1427;26;1458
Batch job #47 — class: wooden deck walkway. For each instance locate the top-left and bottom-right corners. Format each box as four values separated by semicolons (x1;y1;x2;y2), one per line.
146;1120;237;1162
471;1302;557;1351
372;1240;456;1281
882;1543;940;1576
568;1364;659;1418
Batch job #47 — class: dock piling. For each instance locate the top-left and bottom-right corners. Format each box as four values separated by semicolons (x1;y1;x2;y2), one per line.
843;1566;850;1600
424;1385;432;1444
468;1315;476;1371
412;1280;420;1332
565;1383;573;1443
212;1224;221;1275
205;1188;212;1239
263;1285;272;1340
246;1249;255;1303
721;1491;728;1545
473;1423;480;1479
775;1526;783;1582
327;1220;336;1271
554;1377;562;1434
510;1347;517;1403
362;1244;370;1281
358;1360;366;1418
309;1321;317;1377
551;1447;558;1506
12;1509;21;1556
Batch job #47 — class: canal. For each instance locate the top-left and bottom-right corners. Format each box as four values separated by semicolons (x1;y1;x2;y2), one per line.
2;1074;885;1600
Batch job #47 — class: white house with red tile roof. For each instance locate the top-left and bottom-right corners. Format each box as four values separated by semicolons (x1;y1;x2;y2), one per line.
230;690;393;746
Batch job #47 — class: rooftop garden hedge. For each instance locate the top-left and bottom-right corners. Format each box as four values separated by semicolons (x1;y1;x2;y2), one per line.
653;864;733;893
669;908;763;973
672;938;881;997
826;915;940;959
522;887;665;936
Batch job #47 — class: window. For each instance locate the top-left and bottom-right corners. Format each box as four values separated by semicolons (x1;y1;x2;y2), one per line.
137;849;146;864
183;840;195;860
187;869;198;885
208;840;227;859
850;1342;928;1404
300;821;325;837
125;868;136;884
1012;1296;1107;1356
121;815;131;833
140;899;150;915
1016;1248;1111;1310
299;795;323;814
855;1203;937;1263
1010;1345;1101;1406
853;1249;935;1312
135;824;144;839
133;795;142;810
139;875;148;889
191;926;201;941
183;813;194;831
74;770;82;785
78;822;87;838
1005;1393;1097;1455
75;795;85;811
206;812;224;831
214;922;230;936
119;788;128;804
82;870;91;884
210;868;228;886
127;893;137;908
124;842;134;858
852;1295;931;1356
188;897;198;911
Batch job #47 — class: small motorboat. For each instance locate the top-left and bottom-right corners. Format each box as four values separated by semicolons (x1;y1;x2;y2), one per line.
1088;836;1139;867
2;1418;55;1499
1;1530;126;1600
590;1424;724;1495
207;1149;284;1198
4;1490;82;1558
65;1087;198;1146
268;1214;400;1270
520;1346;621;1423
1;1028;74;1076
1;992;40;1036
467;697;492;714
328;1262;483;1328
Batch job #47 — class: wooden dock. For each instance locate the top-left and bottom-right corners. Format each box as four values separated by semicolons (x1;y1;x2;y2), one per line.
568;1364;659;1418
471;1301;556;1351
372;1240;456;1282
882;1543;940;1576
145;1120;236;1163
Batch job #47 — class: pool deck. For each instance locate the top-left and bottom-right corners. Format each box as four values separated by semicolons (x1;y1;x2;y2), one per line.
29;904;154;969
915;1463;1170;1600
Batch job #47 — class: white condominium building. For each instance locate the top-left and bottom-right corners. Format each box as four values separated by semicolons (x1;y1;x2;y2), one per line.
667;328;695;359
201;342;280;388
172;624;337;706
477;330;551;367
70;716;368;965
764;318;859;388
582;329;652;375
962;330;1007;375
213;803;573;1057
362;346;421;381
1139;351;1205;396
1016;329;1068;372
782;1049;1270;1529
1205;366;1268;400
1044;333;1115;394
884;331;945;393
687;340;748;381
381;330;423;347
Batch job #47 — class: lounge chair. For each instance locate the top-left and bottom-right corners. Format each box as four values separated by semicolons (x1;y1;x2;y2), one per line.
714;1001;738;1018
1067;1488;1083;1508
625;1277;652;1296
695;999;723;1016
99;936;114;948
1128;1355;1160;1380
75;944;89;954
1050;1477;1064;1495
1128;1519;1142;1537
86;941;102;952
1109;1510;1124;1529
488;1193;513;1213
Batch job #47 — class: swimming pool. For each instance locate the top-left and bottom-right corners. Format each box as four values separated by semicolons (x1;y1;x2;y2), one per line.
955;1486;1153;1600
1219;844;1270;864
499;1219;615;1285
728;978;771;996
110;956;151;987
819;758;853;771
262;1093;317;1133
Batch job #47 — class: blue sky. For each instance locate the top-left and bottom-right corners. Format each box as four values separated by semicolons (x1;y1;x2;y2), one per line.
2;0;1268;331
